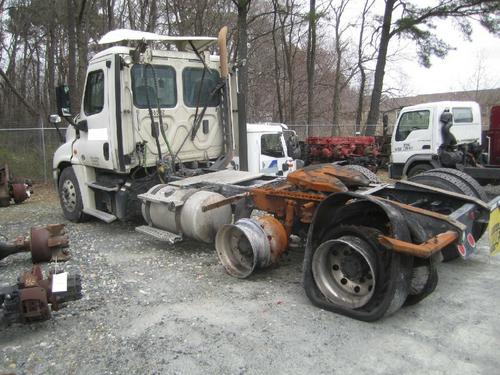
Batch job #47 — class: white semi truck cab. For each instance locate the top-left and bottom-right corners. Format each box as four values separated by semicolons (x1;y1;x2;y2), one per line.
388;101;498;182
50;28;298;223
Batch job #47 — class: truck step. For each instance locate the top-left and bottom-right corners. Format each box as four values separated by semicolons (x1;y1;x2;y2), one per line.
82;208;117;223
135;225;183;244
86;181;120;192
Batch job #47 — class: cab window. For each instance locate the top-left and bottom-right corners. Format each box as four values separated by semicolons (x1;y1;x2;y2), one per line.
261;133;285;157
452;107;473;123
83;70;105;115
183;68;221;107
395;110;430;141
131;64;176;108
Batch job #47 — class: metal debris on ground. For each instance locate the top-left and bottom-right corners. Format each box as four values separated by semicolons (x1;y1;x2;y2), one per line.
0;164;33;207
0;224;70;263
0;265;82;323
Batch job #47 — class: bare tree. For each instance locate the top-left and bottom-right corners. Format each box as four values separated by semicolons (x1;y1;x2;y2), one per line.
354;0;375;132
306;0;316;130
365;0;500;135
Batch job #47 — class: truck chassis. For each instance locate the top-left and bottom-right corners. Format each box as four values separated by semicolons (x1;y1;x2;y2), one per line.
135;164;491;321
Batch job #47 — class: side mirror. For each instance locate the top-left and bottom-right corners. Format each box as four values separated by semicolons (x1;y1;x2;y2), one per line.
49;114;62;124
55;85;72;117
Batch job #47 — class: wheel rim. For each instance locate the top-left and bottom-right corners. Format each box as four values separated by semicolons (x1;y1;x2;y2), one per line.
312;235;376;309
61;179;77;212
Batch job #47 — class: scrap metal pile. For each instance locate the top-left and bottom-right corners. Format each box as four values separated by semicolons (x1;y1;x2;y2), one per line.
0;164;32;207
0;265;82;323
0;224;71;263
0;224;82;324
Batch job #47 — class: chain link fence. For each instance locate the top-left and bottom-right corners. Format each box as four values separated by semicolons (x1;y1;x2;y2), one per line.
0;118;66;183
0;121;386;183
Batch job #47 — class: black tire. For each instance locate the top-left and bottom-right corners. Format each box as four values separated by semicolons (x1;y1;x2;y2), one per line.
407;163;433;178
423;168;487;202
344;165;380;184
58;167;89;222
422;168;488;243
404;261;438;306
409;172;476;261
307;225;412;321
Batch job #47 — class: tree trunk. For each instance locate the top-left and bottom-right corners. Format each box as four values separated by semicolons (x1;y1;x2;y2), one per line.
306;0;316;133
355;0;373;132
67;0;78;114
271;5;283;123
233;0;251;171
365;0;395;135
47;26;56;113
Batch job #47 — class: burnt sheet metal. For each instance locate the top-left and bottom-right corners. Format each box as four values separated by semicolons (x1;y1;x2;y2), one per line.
1;265;83;323
287;164;370;193
0;224;70;263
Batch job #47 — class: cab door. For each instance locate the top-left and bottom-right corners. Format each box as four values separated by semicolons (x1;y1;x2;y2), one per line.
391;108;433;164
73;61;115;170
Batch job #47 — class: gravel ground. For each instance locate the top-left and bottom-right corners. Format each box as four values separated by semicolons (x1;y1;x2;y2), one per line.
1;184;499;375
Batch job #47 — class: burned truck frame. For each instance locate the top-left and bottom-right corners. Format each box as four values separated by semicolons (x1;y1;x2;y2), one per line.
50;27;495;321
138;164;491;321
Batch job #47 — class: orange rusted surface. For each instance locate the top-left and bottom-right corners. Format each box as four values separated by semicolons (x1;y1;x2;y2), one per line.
256;216;288;262
378;230;459;258
250;184;323;226
286;164;370;193
287;165;348;193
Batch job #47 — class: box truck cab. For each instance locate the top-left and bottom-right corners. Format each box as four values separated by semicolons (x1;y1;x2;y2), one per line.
389;101;482;179
232;123;296;175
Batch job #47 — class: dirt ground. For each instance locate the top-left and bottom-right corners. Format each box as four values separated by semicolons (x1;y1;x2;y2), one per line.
1;184;500;375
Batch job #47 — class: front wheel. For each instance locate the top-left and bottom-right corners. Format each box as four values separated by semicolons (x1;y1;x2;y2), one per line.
58;167;89;222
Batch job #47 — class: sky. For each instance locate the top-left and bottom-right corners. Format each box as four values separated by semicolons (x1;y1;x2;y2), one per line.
330;0;500;97
385;19;500;96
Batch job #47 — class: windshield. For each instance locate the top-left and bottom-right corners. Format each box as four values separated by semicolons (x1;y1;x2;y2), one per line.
131;64;177;108
261;133;285;157
183;67;221;107
395;110;430;141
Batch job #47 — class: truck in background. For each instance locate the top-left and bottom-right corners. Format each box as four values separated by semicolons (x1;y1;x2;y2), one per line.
389;101;500;184
232;123;297;176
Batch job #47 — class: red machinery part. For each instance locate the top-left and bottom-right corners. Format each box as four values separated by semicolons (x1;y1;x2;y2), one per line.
306;136;380;162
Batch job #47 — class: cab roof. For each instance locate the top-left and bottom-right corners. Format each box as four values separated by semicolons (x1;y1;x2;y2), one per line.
99;29;217;52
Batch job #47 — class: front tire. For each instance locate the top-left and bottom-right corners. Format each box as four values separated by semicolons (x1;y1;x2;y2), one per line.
58;167;89;222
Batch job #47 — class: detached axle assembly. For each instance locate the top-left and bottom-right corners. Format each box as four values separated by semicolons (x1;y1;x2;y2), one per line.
0;224;70;263
0;164;32;207
0;265;82;323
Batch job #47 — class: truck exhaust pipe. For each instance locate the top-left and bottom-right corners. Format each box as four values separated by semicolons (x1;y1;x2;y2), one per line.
209;26;234;171
215;216;288;278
